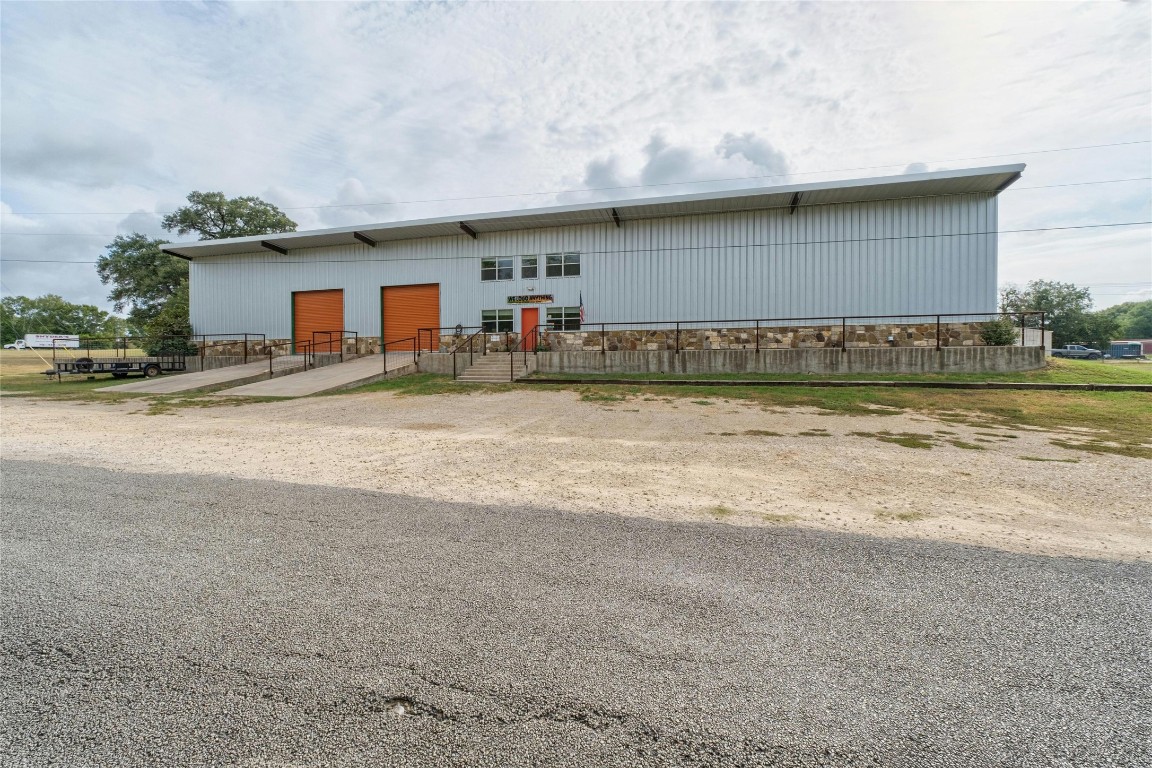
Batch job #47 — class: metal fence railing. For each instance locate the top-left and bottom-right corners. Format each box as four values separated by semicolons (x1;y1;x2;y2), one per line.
311;330;358;359
417;326;482;356
382;337;419;373
265;339;320;378
522;311;1046;355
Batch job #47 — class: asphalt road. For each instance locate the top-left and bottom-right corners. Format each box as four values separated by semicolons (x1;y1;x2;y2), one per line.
2;459;1148;767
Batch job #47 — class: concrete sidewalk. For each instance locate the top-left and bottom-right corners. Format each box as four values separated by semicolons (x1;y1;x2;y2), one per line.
212;353;415;397
97;359;281;394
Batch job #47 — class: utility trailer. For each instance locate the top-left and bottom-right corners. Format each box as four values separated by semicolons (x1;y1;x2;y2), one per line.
48;354;187;379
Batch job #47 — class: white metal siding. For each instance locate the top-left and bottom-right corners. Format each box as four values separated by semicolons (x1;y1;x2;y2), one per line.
190;193;999;337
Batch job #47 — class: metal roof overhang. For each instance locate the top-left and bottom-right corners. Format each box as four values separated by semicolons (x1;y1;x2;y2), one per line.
163;163;1024;259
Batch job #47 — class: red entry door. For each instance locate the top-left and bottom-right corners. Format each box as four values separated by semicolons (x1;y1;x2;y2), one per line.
521;307;539;350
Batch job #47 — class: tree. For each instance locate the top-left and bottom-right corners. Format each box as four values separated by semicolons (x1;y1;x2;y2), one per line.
97;193;296;340
1096;300;1152;339
0;294;124;345
1000;280;1095;348
161;191;297;240
96;234;185;331
1080;311;1122;352
979;316;1017;346
143;280;196;355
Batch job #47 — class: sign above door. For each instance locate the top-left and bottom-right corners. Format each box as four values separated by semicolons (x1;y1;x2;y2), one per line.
507;294;554;304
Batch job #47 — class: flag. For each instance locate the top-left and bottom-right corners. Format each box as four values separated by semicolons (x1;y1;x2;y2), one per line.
579;291;585;325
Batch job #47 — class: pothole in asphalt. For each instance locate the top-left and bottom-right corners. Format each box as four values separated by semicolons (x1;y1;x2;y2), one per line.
367;694;449;721
382;697;413;717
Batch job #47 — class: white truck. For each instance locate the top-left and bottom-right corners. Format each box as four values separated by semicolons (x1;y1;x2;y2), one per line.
3;334;81;350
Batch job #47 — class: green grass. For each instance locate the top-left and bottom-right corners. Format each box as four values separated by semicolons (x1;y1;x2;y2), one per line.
1;371;135;398
1050;439;1152;460
948;440;986;450
851;430;937;449
0;369;288;414
326;372;518;397
1020;456;1080;463
876;434;935;450
761;512;799;524
142;395;288;415
581;391;629;402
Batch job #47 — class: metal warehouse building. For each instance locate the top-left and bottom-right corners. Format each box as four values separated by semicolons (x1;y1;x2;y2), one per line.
167;164;1024;354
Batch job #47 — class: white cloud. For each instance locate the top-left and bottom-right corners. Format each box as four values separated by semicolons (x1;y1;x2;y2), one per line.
1;1;1148;310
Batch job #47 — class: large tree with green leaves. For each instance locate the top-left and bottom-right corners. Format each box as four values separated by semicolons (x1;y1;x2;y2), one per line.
97;193;296;338
0;294;125;345
97;233;187;332
1095;300;1152;339
999;280;1120;349
161;191;297;240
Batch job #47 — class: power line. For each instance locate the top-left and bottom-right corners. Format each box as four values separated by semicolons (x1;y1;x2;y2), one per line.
3;221;1149;263
2;178;1151;236
3;140;1149;217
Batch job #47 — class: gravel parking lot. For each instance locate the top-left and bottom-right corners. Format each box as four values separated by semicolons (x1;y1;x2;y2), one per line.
3;460;1149;767
2;392;1149;560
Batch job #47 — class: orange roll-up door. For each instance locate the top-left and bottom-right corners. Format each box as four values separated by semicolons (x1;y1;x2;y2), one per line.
293;289;344;352
383;284;440;352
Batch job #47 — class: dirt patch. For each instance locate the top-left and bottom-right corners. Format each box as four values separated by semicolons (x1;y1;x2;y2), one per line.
1;391;1148;561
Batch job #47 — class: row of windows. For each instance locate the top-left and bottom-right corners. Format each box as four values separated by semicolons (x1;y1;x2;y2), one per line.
480;252;581;282
480;307;581;332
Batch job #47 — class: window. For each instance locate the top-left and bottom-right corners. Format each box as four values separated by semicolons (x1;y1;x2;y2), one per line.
547;306;581;331
481;309;513;332
481;257;514;282
521;255;538;280
545;252;580;278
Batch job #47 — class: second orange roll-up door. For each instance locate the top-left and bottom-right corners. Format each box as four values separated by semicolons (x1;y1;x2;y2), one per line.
382;283;440;352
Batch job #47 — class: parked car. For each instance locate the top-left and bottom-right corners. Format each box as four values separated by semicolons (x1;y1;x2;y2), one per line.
1050;344;1102;360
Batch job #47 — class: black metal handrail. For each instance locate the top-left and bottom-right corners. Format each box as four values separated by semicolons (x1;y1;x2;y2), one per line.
508;325;540;381
197;333;268;365
382;336;419;373
417;326;482;355
537;311;1047;353
451;327;489;379
265;338;322;378
311;330;359;361
191;332;266;368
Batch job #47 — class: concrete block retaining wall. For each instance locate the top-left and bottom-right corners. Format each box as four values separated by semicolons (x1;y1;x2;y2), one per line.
532;347;1045;375
416;347;1046;376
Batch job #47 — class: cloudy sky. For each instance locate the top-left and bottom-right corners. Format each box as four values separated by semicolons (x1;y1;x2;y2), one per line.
2;1;1149;313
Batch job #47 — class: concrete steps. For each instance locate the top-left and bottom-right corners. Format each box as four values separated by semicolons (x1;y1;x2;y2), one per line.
455;352;536;383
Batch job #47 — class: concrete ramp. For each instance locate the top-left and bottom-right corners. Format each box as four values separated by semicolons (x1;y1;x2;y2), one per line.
97;359;282;395
213;353;415;398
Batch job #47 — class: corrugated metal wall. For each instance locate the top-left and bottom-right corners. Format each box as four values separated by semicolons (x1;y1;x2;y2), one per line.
189;193;999;337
